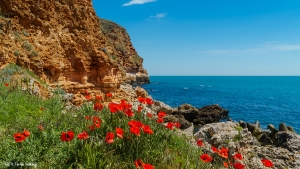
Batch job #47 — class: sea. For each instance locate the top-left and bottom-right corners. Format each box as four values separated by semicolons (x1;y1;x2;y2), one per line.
138;76;300;133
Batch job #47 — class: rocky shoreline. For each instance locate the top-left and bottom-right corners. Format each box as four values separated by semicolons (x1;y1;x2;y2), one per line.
132;85;300;169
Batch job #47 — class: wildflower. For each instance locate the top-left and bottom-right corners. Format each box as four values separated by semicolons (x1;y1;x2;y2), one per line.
38;125;44;131
233;162;245;169
85;95;91;100
85;90;88;95
156;118;164;123
105;132;114;144
89;125;95;131
92;116;101;128
40;107;44;111
85;116;91;120
106;93;112;97
174;122;181;128
219;147;229;158
128;120;143;128
233;153;243;160
145;98;153;105
134;159;143;168
14;133;26;143
116;103;124;111
200;154;213;163
94;103;103;111
60;130;74;142
143;164;154;169
116;128;124;138
142;125;153;134
95;95;102;100
77;131;89;140
138;97;145;104
165;122;174;130
5;83;9;86
157;111;166;118
130;126;140;136
223;162;229;168
109;102;118;113
125;109;134;117
146;113;153;118
22;129;30;138
197;139;204;147
212;146;219;153
138;106;143;113
261;158;274;168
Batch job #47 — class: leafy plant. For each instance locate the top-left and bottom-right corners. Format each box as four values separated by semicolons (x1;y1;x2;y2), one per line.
233;125;243;142
22;41;32;51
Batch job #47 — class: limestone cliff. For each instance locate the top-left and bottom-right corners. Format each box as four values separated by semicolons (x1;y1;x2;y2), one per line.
0;0;149;104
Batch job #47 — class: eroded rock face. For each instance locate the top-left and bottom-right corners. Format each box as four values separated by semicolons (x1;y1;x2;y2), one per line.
0;0;149;104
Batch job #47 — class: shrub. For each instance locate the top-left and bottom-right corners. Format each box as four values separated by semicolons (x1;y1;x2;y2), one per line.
22;41;32;51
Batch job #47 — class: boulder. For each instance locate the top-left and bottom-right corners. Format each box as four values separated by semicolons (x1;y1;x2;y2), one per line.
172;104;229;125
275;131;300;152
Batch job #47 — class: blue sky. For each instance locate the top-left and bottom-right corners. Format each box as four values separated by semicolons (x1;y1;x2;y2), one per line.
93;0;300;75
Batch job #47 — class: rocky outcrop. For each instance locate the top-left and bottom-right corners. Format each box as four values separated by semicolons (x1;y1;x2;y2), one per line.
194;121;300;169
172;104;229;125
0;0;149;104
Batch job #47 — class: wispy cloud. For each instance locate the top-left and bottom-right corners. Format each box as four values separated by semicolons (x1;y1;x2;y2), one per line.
123;0;156;6
150;12;167;19
203;42;300;55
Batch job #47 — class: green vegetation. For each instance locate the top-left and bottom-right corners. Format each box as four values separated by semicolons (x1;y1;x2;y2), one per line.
29;50;39;57
22;41;32;51
13;50;21;57
233;125;243;142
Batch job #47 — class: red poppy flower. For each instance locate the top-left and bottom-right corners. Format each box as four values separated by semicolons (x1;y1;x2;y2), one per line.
125;109;134;117
85;90;88;95
5;83;9;86
138;97;145;104
200;154;213;163
143;164;154;169
116;103;124;111
38;125;44;131
219;147;229;158
22;129;30;138
261;158;274;168
95;95;102;100
60;130;74;142
233;153;243;160
85;95;91;100
89;125;95;131
14;133;26;142
77;131;89;140
85;116;91;120
165;122;174;130
174;122;181;128
128;120;143;128
138;106;143;113
146;113;153;118
156;118;164;123
94;103;103;111
212;146;219;153
223;162;229;168
116;128;124;138
134;159;143;168
92;116;101;128
130;126;140;136
105;132;114;144
40;107;44;111
145;98;153;105
233;162;245;169
157;111;166;118
142;125;153;134
109;103;118;113
197;139;204;147
106;93;112;97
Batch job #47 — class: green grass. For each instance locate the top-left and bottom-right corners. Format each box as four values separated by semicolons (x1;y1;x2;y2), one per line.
0;82;207;169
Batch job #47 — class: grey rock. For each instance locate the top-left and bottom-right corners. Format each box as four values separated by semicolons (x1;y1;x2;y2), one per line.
275;131;300;152
279;123;289;131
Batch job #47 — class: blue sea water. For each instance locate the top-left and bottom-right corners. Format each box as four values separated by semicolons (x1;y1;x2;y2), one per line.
138;76;300;133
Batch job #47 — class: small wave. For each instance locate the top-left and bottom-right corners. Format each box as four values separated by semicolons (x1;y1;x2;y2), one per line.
199;85;205;87
184;87;188;90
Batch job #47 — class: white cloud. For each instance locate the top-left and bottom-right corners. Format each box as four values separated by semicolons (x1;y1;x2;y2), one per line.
150;12;167;19
123;0;156;6
203;42;300;55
